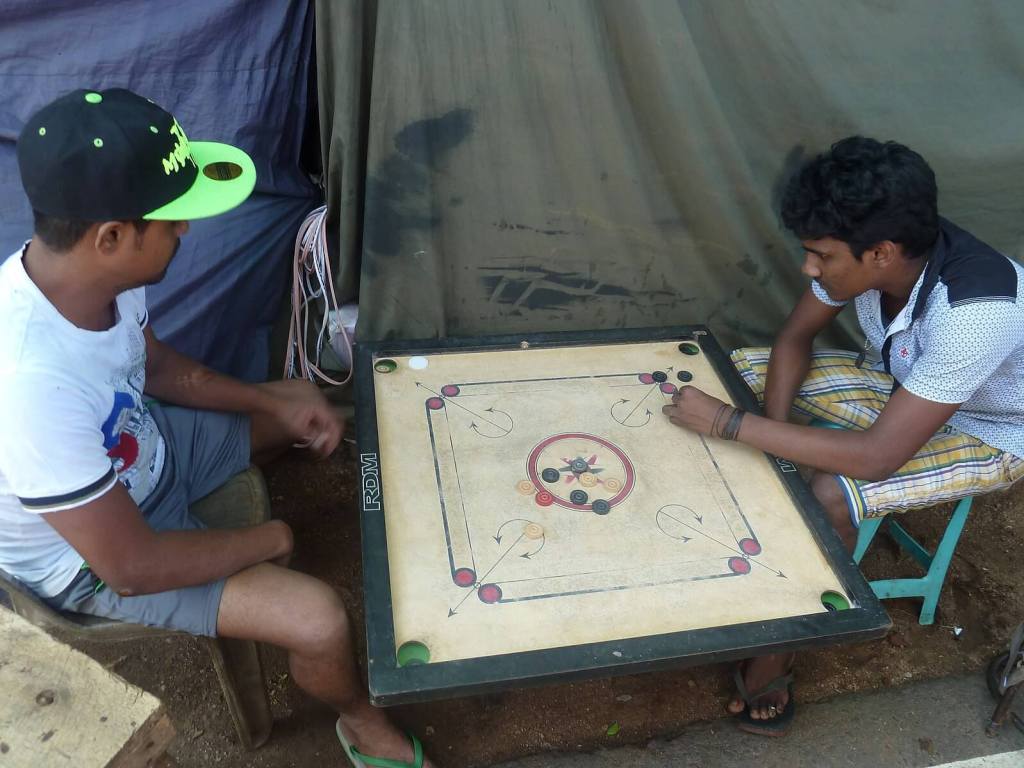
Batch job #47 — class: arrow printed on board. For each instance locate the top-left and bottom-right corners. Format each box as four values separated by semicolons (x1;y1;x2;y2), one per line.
657;506;785;577
610;391;656;427
494;518;530;545
417;382;514;437
449;533;526;616
519;535;545;559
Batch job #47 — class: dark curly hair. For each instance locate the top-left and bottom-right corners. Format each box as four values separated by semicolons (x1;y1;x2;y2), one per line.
780;137;939;259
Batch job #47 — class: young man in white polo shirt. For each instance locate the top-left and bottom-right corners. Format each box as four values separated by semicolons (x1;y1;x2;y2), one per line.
0;89;432;767
663;136;1024;736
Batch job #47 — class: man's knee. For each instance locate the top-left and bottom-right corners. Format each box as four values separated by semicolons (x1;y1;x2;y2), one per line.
291;580;351;657
218;564;353;655
810;472;852;529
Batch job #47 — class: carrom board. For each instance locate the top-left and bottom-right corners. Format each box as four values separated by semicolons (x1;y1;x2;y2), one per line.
355;327;890;705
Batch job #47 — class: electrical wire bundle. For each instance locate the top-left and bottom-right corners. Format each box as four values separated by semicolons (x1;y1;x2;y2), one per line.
284;204;353;386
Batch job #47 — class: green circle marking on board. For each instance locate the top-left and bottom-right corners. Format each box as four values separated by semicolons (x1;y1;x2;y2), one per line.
678;342;700;356
150;125;159;134
38;127;46;136
93;138;103;148
821;591;851;611
374;358;398;374
85;92;102;104
397;640;430;667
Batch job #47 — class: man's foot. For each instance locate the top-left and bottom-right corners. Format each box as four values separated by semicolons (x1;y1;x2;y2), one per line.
726;652;795;725
337;707;436;767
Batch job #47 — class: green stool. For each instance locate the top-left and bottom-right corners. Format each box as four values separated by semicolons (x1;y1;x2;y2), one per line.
852;496;972;625
810;418;973;625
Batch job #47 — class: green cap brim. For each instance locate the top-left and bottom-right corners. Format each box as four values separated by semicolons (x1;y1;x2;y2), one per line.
143;141;256;220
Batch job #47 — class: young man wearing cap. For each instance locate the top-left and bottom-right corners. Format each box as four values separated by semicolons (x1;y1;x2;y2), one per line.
0;89;432;768
662;137;1024;736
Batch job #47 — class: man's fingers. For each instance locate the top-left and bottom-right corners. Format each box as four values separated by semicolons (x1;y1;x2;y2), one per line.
671;385;703;404
309;433;330;459
662;404;689;427
300;410;344;459
320;423;342;457
660;406;683;427
298;429;332;460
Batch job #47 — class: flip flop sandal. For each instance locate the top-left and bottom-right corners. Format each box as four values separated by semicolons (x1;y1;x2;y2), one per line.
336;719;425;768
732;664;796;737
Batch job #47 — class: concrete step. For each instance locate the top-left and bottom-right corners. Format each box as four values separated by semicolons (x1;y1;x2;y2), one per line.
491;673;1024;768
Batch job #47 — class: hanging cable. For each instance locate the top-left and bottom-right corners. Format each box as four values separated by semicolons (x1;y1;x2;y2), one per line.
284;204;353;386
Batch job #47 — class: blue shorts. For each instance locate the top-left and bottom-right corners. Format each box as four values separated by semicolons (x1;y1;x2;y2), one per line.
45;403;251;637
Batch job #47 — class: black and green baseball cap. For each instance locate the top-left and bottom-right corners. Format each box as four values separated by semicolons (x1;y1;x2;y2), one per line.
16;88;256;221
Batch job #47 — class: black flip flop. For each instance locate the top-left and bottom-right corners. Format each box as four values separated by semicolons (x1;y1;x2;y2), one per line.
732;664;796;737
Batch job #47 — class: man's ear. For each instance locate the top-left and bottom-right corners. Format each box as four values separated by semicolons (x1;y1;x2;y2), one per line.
867;240;900;269
93;221;132;256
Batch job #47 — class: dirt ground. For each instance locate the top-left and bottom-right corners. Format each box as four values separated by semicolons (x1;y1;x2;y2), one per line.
65;441;1024;768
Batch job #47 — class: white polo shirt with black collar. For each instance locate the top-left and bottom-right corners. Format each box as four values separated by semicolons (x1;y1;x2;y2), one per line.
811;218;1024;460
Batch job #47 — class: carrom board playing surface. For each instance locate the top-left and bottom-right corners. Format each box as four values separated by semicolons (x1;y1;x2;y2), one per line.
355;327;889;705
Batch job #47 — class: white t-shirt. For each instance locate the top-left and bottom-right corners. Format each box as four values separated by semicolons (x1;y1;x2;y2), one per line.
810;219;1024;459
0;245;166;597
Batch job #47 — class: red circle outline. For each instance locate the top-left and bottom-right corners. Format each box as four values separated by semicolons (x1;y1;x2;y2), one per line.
478;583;502;603
739;538;762;556
526;433;635;511
728;556;752;575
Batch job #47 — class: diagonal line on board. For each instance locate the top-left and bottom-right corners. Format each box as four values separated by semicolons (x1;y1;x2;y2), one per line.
698;434;756;543
416;382;507;431
452;533;526;613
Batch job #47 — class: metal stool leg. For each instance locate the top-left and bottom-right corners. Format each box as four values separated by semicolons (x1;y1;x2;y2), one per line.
850;497;972;625
916;496;972;625
852;517;884;563
986;683;1022;737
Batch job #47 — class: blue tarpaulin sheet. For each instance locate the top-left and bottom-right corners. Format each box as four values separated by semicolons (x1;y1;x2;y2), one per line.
0;0;320;380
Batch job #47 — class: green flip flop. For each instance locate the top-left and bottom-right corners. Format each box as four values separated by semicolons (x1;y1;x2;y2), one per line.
335;719;425;768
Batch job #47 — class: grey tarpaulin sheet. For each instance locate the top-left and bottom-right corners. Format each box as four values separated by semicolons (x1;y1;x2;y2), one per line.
316;0;1024;350
0;0;319;380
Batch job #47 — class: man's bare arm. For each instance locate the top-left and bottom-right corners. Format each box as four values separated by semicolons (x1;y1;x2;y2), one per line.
738;387;959;479
666;385;960;481
143;327;343;458
763;287;843;421
143;326;274;414
43;483;292;596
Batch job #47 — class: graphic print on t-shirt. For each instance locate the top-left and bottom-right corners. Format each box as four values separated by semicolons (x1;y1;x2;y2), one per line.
101;391;135;452
100;326;165;501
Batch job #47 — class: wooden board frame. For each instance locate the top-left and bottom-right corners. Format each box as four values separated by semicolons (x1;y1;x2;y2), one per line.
355;325;890;706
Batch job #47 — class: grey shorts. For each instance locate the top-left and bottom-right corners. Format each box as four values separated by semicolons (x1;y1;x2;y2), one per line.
46;403;251;636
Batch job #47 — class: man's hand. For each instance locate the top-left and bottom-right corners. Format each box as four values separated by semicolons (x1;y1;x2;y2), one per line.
255;379;345;460
661;386;731;436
